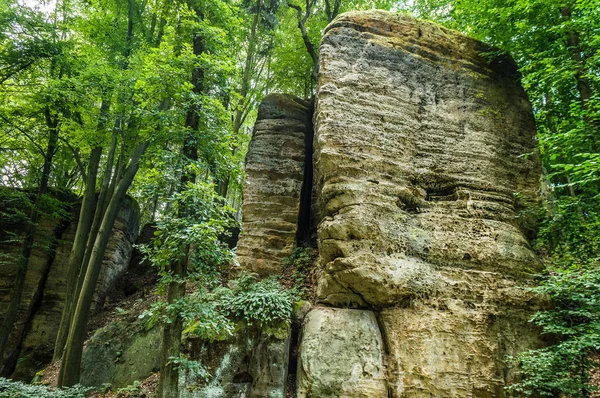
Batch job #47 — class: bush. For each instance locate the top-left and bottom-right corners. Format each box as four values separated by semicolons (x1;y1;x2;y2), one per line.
217;273;300;327
508;195;600;397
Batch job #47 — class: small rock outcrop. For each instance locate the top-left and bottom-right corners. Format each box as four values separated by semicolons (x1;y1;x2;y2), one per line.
235;94;312;276
80;318;161;389
181;326;290;398
298;10;543;397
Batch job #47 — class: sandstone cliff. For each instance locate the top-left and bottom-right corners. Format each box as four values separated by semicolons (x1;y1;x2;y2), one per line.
233;10;544;398
0;192;139;381
297;10;544;397
236;94;313;276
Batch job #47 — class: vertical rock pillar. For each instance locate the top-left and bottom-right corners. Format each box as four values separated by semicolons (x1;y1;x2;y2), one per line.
189;94;312;397
298;10;543;397
236;94;312;276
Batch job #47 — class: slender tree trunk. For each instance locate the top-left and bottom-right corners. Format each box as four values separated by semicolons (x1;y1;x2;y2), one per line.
155;0;171;47
561;5;598;153
233;0;261;135
54;97;111;361
561;7;593;105
0;107;59;362
288;0;318;82
156;5;204;396
156;250;188;398
52;146;102;362
59;142;149;387
55;131;119;385
57;0;142;384
324;0;341;22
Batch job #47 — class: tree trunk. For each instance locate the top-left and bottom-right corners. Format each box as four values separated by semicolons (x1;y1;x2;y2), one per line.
155;4;204;396
54;96;111;362
53;145;102;362
288;0;318;83
0;107;59;362
233;0;261;135
59;142;148;387
560;5;598;153
156;250;188;398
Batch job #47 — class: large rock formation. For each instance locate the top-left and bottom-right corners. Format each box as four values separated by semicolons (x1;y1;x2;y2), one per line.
236;94;312;276
296;10;543;397
173;94;313;398
0;192;139;381
173;10;543;398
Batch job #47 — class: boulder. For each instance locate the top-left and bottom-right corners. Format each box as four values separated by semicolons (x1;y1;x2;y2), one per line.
80;320;161;389
296;308;387;398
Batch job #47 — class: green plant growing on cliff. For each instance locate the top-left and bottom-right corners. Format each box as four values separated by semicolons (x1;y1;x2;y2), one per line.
139;180;235;395
217;273;301;330
281;246;314;291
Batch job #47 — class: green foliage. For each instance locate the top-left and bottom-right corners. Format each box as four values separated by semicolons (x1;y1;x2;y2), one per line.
116;380;143;398
138;180;236;341
0;188;32;229
281;246;314;271
140;181;235;283
508;195;600;396
140;290;234;342
508;264;600;397
217;273;301;328
281;246;314;294
0;377;90;398
167;356;209;381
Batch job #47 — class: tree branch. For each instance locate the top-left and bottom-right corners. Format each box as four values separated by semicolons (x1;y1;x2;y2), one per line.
58;136;86;180
0;113;45;155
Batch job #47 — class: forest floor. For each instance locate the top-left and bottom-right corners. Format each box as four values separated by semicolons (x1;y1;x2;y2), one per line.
39;266;160;397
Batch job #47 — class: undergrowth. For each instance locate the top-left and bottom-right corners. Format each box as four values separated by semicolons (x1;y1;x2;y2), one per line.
0;377;90;398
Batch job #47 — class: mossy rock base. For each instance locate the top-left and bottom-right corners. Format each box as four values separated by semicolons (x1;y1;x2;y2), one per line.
80;320;161;389
181;324;291;398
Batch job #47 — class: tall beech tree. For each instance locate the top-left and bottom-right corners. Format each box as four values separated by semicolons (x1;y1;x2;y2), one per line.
155;1;205;394
0;1;68;368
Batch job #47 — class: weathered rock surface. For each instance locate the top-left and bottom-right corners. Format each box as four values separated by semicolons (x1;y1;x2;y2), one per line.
297;308;387;398
181;325;290;398
297;10;544;397
236;94;312;276
0;192;139;380
93;195;140;309
80;319;161;389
